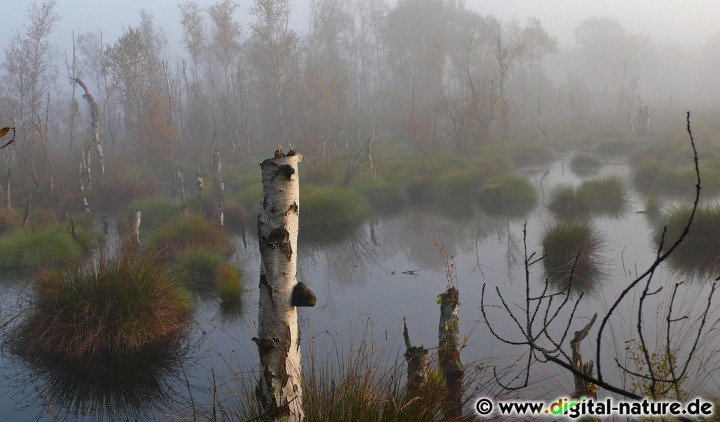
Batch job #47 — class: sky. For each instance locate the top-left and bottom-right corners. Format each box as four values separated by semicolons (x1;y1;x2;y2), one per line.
0;0;719;57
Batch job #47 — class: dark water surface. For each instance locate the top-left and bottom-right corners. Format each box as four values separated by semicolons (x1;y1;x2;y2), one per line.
1;155;718;420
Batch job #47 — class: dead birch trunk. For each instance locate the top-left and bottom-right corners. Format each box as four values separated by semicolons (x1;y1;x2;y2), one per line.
438;287;464;419
403;317;429;402
78;162;89;213
537;99;549;142
133;211;141;247
627;113;636;138
73;77;105;185
20;194;31;229
82;146;92;190
162;61;176;126
367;123;377;179
5;159;11;210
254;148;314;421
213;151;225;226
643;106;651;137
196;165;204;197
176;169;186;214
570;313;598;400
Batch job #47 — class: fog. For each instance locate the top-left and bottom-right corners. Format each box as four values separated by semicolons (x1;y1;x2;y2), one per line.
2;0;720;419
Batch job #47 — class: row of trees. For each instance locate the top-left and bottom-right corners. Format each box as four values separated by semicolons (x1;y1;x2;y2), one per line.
1;0;701;183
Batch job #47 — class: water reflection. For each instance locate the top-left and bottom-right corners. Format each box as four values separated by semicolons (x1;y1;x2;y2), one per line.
7;333;197;421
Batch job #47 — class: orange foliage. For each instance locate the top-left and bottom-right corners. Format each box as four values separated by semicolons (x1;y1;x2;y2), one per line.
136;92;179;161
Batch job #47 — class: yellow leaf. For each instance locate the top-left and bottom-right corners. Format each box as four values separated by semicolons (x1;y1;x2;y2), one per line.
0;127;9;139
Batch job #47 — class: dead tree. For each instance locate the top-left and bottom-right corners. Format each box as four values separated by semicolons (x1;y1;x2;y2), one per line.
537;99;549;143
20;194;31;229
213;150;224;226
78;161;89;213
439;287;464;418
403;317;429;402
133;211;141;246
481;113;711;412
5;158;11;210
81;146;91;190
571;313;598;399
196;165;204;197
162;61;176;126
72;77;105;185
254;148;315;421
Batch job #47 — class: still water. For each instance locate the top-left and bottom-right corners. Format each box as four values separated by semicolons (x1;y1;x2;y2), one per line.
1;155;717;420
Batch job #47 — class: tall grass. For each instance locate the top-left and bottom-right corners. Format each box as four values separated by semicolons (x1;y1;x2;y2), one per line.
547;185;592;219
0;226;80;267
301;185;369;228
569;152;601;174
656;205;720;277
230;324;488;422
216;264;243;305
542;220;603;289
128;197;181;229
148;213;233;258
580;175;630;217
15;253;191;359
479;174;537;217
170;246;226;288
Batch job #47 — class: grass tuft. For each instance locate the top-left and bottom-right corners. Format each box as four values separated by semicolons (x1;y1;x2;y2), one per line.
15;253;191;359
216;264;243;305
128;197;181;229
569;152;601;174
301;186;369;228
656;205;720;277
0;226;80;267
147;213;233;259
170;246;226;288
542;220;603;289
580;175;630;217
547;185;592;219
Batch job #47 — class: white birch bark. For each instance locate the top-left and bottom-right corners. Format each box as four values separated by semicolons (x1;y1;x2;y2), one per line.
255;150;306;421
73;77;105;184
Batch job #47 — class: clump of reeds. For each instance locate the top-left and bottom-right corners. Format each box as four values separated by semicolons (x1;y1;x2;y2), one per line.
479;174;537;217
542;220;603;289
355;179;410;211
15;253;191;359
230;324;486;422
569;152;601;174
656;205;720;277
170;246;226;287
301;185;369;228
580;175;630;217
147;213;233;258
547;185;592;219
223;201;249;230
216;264;243;305
0;226;80;267
480;174;536;203
128;196;181;229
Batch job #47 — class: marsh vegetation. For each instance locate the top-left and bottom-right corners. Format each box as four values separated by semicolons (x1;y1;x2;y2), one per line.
2;0;720;420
